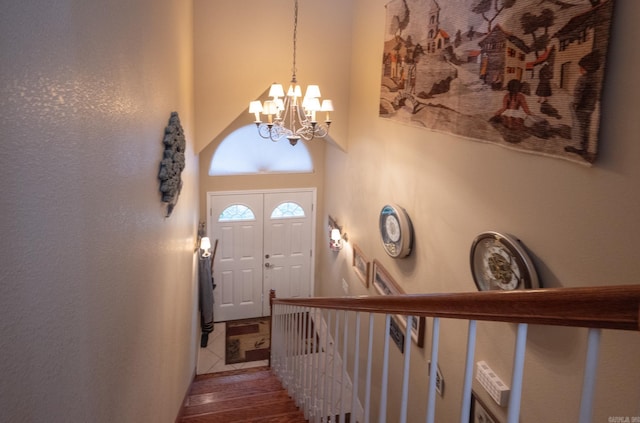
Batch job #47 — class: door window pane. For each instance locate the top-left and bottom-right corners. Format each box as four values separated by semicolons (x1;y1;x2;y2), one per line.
270;202;305;219
218;204;256;221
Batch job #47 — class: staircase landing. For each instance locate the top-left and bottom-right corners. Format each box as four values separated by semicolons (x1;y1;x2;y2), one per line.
178;366;307;423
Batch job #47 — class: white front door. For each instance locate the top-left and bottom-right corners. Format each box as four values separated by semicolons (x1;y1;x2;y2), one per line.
209;193;264;322
208;190;315;322
262;191;313;315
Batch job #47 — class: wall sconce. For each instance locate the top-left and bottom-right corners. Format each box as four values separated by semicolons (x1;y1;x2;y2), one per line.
200;236;212;257
328;215;347;251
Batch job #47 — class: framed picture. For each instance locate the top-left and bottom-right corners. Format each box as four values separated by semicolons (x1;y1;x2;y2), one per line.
470;391;500;423
389;316;405;353
372;260;425;348
352;244;370;288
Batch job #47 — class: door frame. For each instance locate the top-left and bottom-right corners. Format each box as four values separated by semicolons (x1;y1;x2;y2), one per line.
206;188;317;304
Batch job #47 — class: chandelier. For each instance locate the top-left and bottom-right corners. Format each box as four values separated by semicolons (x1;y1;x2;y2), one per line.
248;0;333;146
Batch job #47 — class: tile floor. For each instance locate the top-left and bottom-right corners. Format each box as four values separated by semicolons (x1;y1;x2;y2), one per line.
196;321;268;375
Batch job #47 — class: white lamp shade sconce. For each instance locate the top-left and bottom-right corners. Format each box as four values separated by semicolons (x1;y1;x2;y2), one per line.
328;216;347;251
200;236;212;257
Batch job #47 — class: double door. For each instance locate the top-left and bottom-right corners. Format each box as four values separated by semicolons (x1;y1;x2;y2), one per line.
207;190;315;322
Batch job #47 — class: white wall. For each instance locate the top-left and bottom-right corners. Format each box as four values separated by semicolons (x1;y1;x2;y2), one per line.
0;1;198;422
320;0;640;422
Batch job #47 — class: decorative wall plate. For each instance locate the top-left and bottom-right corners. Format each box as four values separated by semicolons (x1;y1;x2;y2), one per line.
470;231;539;291
379;204;413;258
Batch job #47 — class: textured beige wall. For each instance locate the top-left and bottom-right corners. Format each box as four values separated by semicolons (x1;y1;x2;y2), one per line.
319;0;640;422
0;1;198;421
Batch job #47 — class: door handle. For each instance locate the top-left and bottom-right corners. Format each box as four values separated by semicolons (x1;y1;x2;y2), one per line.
265;262;271;268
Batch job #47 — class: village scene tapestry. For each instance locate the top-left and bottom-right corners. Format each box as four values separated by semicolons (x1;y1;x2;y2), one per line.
379;0;614;165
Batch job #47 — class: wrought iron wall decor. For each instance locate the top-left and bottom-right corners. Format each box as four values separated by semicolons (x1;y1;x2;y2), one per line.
158;112;186;217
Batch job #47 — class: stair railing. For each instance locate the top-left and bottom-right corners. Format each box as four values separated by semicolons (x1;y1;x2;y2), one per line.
269;285;640;423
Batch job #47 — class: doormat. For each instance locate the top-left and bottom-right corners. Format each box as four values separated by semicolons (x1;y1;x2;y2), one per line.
225;317;271;365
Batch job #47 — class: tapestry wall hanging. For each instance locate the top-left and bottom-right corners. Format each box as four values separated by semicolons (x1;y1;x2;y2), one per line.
379;0;614;165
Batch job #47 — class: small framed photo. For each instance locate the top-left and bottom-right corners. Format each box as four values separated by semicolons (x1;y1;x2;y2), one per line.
470;391;500;423
352;244;370;288
372;260;425;348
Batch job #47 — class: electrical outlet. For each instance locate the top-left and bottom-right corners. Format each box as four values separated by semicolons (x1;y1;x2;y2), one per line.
341;278;349;294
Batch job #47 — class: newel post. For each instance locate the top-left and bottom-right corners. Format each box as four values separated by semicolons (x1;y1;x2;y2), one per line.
269;289;276;368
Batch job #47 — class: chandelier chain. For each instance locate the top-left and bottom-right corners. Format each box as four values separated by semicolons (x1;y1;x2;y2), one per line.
291;0;298;83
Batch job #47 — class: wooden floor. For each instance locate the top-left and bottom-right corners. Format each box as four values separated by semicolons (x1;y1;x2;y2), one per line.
178;366;308;423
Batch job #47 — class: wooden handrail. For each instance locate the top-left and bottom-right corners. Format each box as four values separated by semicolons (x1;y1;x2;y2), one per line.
271;285;640;331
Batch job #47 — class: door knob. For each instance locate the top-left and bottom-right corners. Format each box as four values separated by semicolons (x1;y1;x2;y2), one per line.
265;263;271;268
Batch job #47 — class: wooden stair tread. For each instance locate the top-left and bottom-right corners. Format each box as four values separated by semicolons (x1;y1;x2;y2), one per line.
181;403;306;423
178;367;307;422
189;367;275;394
187;377;286;405
183;389;294;416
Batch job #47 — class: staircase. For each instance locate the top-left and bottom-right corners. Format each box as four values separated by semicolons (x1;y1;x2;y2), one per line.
178;366;308;423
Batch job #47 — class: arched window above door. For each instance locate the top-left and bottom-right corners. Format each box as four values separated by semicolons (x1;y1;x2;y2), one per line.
209;125;313;176
270;202;305;219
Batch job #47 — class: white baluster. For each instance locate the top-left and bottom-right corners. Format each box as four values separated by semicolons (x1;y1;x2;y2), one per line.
364;313;374;423
329;310;340;422
579;328;601;423
400;316;413;423
276;305;281;378
282;305;288;386
340;311;350;423
352;312;361;423
304;307;313;419
311;308;320;422
274;305;282;376
507;323;528;423
301;308;309;410
323;310;333;422
287;305;294;390
298;306;305;405
459;320;477;423
426;317;440;423
271;305;276;372
379;314;391;423
294;307;301;405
